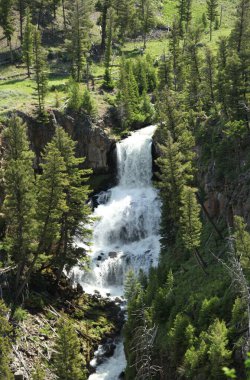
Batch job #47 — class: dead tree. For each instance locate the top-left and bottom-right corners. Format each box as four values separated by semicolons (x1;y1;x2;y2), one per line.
131;308;162;380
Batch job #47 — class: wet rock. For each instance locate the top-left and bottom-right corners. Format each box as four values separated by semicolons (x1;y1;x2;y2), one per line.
115;297;122;303
97;256;102;261
14;369;25;380
109;252;117;258
103;342;116;358
144;249;151;254
119;371;125;379
76;283;83;293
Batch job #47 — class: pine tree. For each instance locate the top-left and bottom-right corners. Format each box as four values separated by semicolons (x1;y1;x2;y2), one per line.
233;216;250;268
169;18;183;91
177;0;187;37
203;47;216;108
33;28;48;117
22;8;34;78
206;0;219;41
17;0;26;42
82;88;97;118
206;319;231;378
113;0;135;44
179;186;206;272
0;301;13;380
67;77;81;112
54;317;85;380
185;26;203;108
96;0;112;51
0;0;14;61
230;0;250;53
50;127;92;281
69;0;93;82
185;0;192;32
117;59;141;128
138;0;157;49
103;7;114;89
217;37;228;115
15;141;67;301
2;115;37;292
156;131;194;229
158;53;172;90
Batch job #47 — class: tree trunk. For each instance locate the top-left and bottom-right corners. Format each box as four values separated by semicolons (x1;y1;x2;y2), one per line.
62;0;66;30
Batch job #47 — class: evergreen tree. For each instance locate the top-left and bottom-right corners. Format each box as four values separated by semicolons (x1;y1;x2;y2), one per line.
206;319;231;378
68;0;93;82
157;53;172;90
233;216;250;268
185;26;203;108
177;0;187;37
117;59;141;128
169;18;183;91
138;0;157;49
185;0;192;32
17;0;26;43
0;0;14;61
50;127;92;281
229;0;250;53
217;37;228;115
22;7;34;78
157;131;193;229
67;77;81;112
96;0;112;51
103;7;114;89
179;186;206;272
203;47;216;108
33;28;48;117
82;88;97;118
2;115;37;292
54;317;86;380
113;0;135;43
206;0;219;41
0;301;13;380
15;141;67;301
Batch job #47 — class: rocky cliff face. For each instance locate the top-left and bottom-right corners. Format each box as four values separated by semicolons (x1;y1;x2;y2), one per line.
16;110;116;175
152;130;250;228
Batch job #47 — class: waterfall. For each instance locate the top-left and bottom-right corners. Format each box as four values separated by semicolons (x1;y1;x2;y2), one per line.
73;125;161;379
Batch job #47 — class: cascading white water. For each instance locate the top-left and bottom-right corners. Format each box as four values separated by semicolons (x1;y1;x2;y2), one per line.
73;125;161;380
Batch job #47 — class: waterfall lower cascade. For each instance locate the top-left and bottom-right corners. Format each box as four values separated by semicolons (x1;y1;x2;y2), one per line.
73;125;161;380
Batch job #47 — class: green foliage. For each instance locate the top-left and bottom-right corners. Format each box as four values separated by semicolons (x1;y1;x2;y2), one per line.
180;186;202;251
33;28;48;117
2;115;37;290
31;364;46;380
13;307;28;322
0;301;13;380
206;0;219;40
49;127;92;279
82;88;97;118
22;8;34;78
54;316;86;380
67;78;81;112
68;0;93;82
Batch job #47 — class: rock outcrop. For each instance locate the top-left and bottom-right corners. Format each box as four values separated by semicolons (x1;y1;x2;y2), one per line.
15;110;116;175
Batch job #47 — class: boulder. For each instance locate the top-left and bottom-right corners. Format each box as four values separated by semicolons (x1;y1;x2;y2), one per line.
109;252;117;259
14;370;25;380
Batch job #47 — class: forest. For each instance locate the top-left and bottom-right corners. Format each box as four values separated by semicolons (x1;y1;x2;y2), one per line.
0;0;249;379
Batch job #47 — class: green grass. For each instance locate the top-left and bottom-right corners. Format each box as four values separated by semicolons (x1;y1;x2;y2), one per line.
0;0;238;115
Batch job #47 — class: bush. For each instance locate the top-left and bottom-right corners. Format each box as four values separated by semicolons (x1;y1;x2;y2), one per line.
13;307;28;322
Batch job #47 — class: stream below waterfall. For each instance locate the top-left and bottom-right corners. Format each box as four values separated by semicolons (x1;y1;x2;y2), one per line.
72;125;161;380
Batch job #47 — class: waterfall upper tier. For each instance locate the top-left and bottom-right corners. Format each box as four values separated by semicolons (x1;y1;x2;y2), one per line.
73;125;161;297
